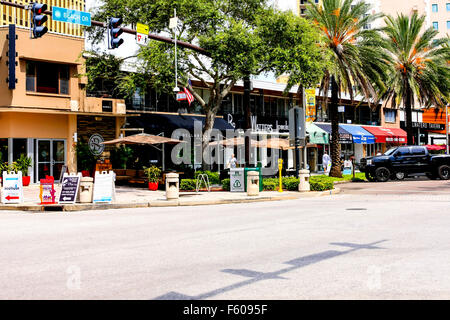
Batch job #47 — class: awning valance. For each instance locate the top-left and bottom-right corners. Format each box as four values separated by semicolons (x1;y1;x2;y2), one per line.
362;126;407;144
306;122;329;144
340;124;375;144
315;123;353;144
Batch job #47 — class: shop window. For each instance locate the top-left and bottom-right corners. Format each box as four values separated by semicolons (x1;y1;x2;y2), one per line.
26;61;70;95
12;139;27;161
0;138;8;163
385;109;396;123
234;94;243;115
221;94;233;115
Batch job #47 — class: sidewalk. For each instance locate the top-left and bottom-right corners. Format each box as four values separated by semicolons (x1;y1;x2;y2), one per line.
0;184;340;212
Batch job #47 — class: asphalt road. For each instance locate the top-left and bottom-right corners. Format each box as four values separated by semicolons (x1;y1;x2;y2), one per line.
1;178;450;299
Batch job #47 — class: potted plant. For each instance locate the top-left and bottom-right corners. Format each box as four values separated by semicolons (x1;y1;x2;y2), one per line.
76;141;97;177
144;165;161;191
15;154;33;186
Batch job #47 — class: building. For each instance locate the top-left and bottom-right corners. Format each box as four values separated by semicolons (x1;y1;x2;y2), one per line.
0;0;126;183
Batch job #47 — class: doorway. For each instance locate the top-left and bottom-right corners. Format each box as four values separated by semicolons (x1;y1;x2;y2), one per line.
35;139;66;182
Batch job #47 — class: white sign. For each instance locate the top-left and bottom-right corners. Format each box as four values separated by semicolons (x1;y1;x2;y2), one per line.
230;168;245;192
93;171;116;203
1;171;23;204
169;17;178;29
338;106;345;113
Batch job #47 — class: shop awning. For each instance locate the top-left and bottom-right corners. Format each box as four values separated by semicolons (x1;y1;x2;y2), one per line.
362;126;407;144
314;123;353;144
306;122;329;144
340;124;375;144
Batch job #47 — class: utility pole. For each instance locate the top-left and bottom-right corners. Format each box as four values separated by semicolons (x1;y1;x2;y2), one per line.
170;9;179;92
243;75;251;166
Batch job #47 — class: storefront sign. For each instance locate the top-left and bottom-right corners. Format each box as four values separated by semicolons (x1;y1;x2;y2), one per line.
40;178;56;205
1;172;23;204
230;168;244;192
251;116;288;133
305;88;316;122
59;173;81;204
89;134;105;156
136;23;149;45
93;171;116;203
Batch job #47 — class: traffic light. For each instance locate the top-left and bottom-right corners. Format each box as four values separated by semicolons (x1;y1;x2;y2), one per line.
31;3;48;38
109;17;124;49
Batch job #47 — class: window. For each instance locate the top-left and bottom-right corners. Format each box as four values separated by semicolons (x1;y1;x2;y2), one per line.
396;147;411;156
26;61;70;95
447;3;450;11
0;138;8;163
385;109;396;123
433;21;439;30
432;4;438;12
447;21;450;29
411;147;426;155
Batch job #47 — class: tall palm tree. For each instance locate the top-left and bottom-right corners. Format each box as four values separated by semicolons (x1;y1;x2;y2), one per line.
307;0;389;177
383;13;450;145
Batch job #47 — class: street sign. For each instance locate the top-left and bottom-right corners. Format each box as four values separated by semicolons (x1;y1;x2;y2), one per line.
52;6;91;27
136;22;149;45
1;172;23;204
40;178;56;205
289;106;306;147
59;173;81;204
230;168;244;192
93;171;116;203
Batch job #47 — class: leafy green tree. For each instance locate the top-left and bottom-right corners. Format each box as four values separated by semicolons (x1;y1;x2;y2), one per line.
87;0;325;154
307;0;390;177
382;13;450;145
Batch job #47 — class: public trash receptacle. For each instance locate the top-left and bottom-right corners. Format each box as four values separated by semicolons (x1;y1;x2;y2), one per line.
166;173;179;200
247;171;260;196
298;169;310;192
244;167;263;192
230;168;245;192
79;177;94;203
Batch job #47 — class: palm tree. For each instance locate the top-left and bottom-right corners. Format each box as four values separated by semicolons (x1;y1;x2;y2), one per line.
382;13;450;145
307;0;389;177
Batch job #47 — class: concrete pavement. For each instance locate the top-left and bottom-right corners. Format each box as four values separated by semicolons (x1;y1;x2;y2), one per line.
1;178;450;299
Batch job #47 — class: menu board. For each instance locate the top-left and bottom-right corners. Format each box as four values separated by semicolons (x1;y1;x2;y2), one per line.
59;173;81;204
1;172;23;204
92;171;115;203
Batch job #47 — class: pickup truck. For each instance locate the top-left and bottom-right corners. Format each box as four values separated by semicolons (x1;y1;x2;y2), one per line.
359;146;450;182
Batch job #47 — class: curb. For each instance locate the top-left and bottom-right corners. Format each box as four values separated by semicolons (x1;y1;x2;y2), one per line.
0;188;340;212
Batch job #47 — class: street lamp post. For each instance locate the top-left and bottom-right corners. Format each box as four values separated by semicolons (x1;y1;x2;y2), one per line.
170;9;179;93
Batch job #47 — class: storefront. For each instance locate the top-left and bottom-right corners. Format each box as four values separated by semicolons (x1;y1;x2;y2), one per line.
362;126;407;153
306;122;329;172
339;124;375;162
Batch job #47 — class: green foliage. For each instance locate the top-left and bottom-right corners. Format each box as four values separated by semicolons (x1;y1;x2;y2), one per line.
310;180;334;191
143;165;161;183
110;146;134;169
75;141;98;171
194;170;220;185
15;154;32;176
0;162;15;174
180;179;197;191
221;178;230;191
263;180;277;191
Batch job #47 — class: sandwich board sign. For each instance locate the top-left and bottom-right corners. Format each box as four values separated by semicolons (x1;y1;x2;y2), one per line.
59;173;82;204
1;171;23;204
40;177;56;205
93;171;115;204
230;168;245;192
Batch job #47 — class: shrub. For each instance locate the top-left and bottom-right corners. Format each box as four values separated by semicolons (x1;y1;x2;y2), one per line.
283;177;299;191
263;180;277;191
180;179;197;191
310;180;334;191
221;178;230;191
195;170;220;185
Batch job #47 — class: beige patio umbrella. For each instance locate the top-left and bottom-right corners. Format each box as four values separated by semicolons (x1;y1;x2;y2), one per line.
254;138;291;150
103;133;183;145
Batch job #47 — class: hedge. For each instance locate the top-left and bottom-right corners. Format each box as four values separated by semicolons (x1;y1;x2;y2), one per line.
180;179;197;191
221;178;230;191
263;180;277;191
310;180;334;191
194;171;220;185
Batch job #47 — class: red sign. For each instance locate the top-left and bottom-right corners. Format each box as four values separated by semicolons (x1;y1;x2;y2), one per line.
40;177;56;205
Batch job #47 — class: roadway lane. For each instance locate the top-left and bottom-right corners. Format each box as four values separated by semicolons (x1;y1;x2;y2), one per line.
1;179;450;299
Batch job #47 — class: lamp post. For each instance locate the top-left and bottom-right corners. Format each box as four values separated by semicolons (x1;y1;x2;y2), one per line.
170;9;179;93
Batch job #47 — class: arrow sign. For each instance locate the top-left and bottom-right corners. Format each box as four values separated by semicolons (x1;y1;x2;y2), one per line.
6;195;19;201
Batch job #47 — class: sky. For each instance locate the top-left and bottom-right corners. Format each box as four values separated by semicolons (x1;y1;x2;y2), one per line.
84;0;299;81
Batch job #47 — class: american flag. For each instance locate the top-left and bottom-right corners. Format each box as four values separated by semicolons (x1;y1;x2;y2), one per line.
183;87;194;106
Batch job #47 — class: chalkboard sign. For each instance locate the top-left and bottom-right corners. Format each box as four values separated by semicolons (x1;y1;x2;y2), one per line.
59;173;81;204
1;172;23;204
93;171;115;204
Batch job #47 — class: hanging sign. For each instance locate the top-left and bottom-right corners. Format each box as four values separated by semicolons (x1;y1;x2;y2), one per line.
176;92;187;101
59;173;82;204
136;22;149;45
40;178;56;205
305;88;316;122
93;171;116;203
1;171;23;204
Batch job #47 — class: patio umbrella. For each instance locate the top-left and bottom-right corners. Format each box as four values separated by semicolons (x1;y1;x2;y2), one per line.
254;138;291;150
102;133;183;145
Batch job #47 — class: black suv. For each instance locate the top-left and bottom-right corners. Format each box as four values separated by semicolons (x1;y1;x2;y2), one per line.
359;146;450;182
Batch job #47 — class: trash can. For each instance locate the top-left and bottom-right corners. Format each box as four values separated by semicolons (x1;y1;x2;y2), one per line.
230;168;245;192
165;173;179;200
79;177;94;203
247;171;260;196
298;169;310;192
244;167;263;192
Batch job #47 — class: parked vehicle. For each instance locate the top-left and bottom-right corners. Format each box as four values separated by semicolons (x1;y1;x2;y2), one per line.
359;146;450;182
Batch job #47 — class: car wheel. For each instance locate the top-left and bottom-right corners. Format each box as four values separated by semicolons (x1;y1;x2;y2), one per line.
437;165;450;180
365;171;376;182
395;172;405;180
375;167;390;182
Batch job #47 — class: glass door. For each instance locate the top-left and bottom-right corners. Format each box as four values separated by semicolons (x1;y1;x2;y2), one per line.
36;139;66;182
